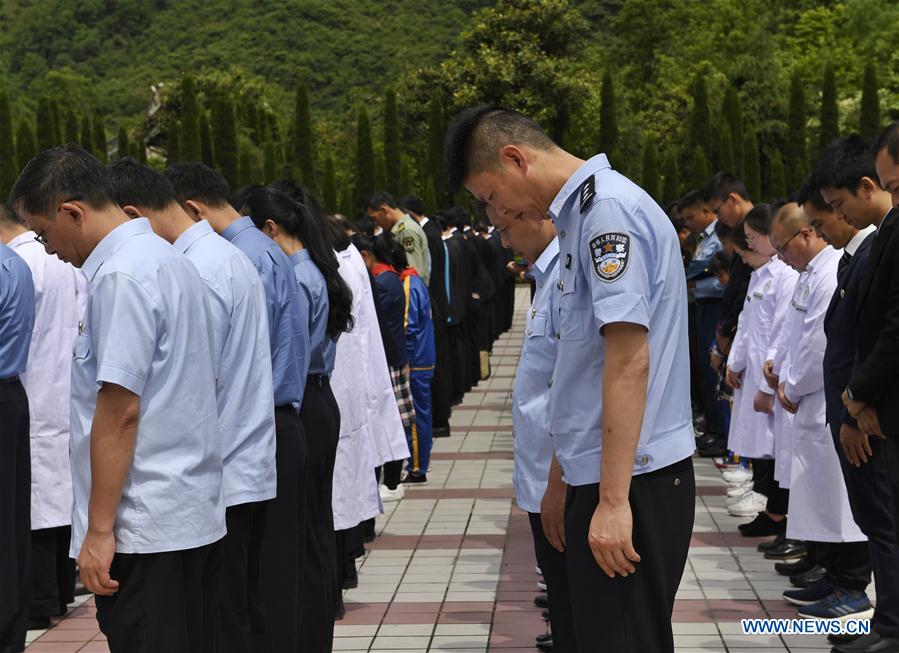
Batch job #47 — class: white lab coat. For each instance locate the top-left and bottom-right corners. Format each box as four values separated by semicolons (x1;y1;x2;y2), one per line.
331;245;382;531
9;233;87;530
768;266;800;488
727;259;798;459
781;247;865;543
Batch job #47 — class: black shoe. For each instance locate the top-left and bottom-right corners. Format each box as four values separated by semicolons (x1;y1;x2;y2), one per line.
829;633;863;645
534;594;549;609
696;433;717;448
763;539;806;560
834;632;899;653
775;556;814;576
401;473;428;485
536;633;552;644
541;610;550;621
739;513;786;537
757;533;786;552
433;425;451;438
536;636;554;652
697;444;727;458
789;564;826;588
26;617;50;631
334;601;346;621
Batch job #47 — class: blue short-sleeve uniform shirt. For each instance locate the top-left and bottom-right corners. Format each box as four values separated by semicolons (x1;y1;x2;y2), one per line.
0;242;35;378
174;220;277;508
290;249;333;377
222;216;307;407
69;218;225;557
548;154;695;486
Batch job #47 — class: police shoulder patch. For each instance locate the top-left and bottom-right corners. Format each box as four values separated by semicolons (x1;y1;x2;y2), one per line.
396;222;406;233
589;232;630;282
402;235;415;252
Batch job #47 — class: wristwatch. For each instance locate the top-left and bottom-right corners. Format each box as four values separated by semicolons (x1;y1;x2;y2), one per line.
846;386;856;401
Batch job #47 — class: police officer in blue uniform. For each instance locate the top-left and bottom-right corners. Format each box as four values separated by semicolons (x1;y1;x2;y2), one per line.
445;107;696;652
12;145;225;653
0;239;35;653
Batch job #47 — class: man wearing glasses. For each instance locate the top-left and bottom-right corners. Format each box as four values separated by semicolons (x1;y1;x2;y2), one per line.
0;230;34;653
769;203;869;623
9;145;225;653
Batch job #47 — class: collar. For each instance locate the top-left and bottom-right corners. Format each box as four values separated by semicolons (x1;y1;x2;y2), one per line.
805;245;835;274
487;225;495;234
399;267;419;280
221;215;257;243
702;219;717;239
82;218;153;282
371;262;397;277
532;237;560;282
7;230;36;250
548;154;610;220
173;219;214;254
845;225;876;256
289;249;311;266
419;216;429;228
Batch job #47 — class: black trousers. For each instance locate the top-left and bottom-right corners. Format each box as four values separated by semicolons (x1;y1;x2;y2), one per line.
528;513;576;653
832;427;899;634
299;378;340;653
564;457;695;653
30;525;75;619
885;434;899;549
221;500;268;653
0;380;30;653
256;406;307;653
95;539;224;653
824;542;871;594
430;314;452;430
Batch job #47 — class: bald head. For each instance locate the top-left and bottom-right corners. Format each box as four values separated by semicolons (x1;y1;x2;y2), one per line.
770;201;827;272
773;202;809;232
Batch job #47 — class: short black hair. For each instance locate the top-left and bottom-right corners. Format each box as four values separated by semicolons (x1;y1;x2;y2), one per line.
742;203;776;237
368;191;398;212
812;135;879;194
398;194;424;216
106;157;177;212
676;189;704;212
702;172;749;203
796;174;831;213
872;120;899;165
163;162;231;208
9;144;113;217
444;105;556;195
714;220;733;242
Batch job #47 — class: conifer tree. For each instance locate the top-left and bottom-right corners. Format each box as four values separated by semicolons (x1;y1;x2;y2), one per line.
353;106;375;213
212;95;238;188
263;141;277;184
293;81;316;194
718;123;735;175
689;74;712;157
117;127;129;160
167;122;181;167
785;70;808;191
16;120;37;171
0;93;17;199
722;86;744;178
36;97;55;151
860;63;880;143
688;145;710;191
641;135;659;202
338;184;353;219
743;128;762;202
818;63;839;156
80;114;93;155
426;91;446;206
384;88;400;195
374;151;387;192
180;75;201;161
199;111;214;167
138;140;148;165
766;149;787;199
322;152;337;212
49;98;63;146
65;109;79;144
92;110;108;163
661;151;680;206
598;70;618;158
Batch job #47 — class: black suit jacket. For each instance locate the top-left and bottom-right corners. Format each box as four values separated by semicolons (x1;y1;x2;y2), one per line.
421;218;448;319
719;256;751;341
850;208;899;434
823;233;875;435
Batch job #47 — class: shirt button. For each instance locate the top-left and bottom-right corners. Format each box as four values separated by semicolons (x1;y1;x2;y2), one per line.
560;230;566;239
531;308;537;317
548;379;553;388
555;332;560;339
527;328;533;335
640;455;649;466
674;478;681;487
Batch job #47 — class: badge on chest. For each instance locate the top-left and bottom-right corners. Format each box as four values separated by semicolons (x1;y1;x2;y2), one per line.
589;232;630;282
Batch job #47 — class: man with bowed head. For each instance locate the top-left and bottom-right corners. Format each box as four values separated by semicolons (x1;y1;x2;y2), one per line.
445;106;695;652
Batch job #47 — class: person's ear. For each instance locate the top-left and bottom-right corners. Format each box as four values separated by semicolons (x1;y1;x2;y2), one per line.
59;200;87;226
859;177;877;198
500;145;528;176
263;219;278;237
121;205;142;220
184;200;203;219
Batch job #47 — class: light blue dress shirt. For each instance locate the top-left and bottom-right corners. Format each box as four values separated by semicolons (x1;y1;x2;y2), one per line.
0;242;35;378
686;221;725;299
512;238;559;513
290;249;333;377
69;218;224;557
548;154;695;486
222;216;307;407
174;220;277;507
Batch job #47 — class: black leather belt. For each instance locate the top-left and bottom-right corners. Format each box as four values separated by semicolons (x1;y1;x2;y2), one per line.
0;376;20;385
306;374;328;388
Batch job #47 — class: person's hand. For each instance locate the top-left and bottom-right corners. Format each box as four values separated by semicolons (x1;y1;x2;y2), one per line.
763;360;778;390
842;389;866;419
540;481;567;553
777;383;798;414
77;528;119;596
725;366;742;389
753;391;774;415
506;260;518;273
588;500;640;578
840;423;873;466
857;406;885;438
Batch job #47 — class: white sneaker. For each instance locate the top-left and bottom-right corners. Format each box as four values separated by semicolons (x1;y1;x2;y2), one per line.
537;580;547;591
379;484;405;502
725;489;752;507
722;467;752;485
727;491;767;517
727;481;753;498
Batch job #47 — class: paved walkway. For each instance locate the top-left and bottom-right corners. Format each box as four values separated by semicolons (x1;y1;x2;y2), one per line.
26;286;870;652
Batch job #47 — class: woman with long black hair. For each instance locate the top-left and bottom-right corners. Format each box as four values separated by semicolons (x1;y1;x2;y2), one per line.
232;184;353;653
